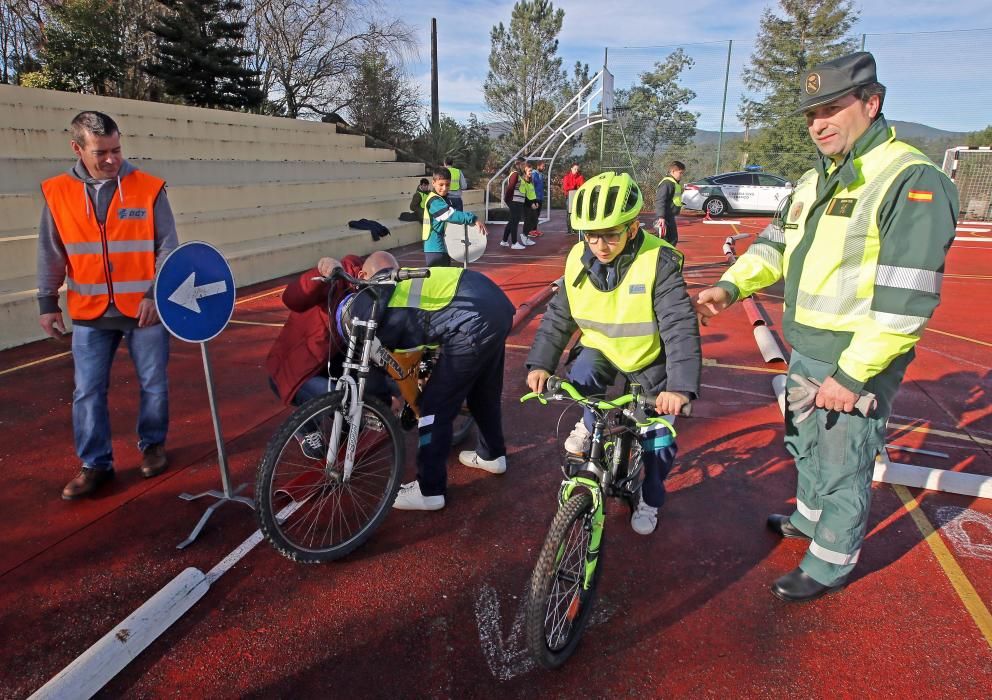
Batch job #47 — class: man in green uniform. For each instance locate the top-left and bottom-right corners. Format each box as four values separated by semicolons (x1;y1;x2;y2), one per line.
694;51;958;601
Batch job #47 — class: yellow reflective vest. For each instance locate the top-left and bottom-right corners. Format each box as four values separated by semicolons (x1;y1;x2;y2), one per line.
422;191;443;240
388;267;462;311
720;136;943;384
564;233;677;373
447;166;462;192
658;175;683;207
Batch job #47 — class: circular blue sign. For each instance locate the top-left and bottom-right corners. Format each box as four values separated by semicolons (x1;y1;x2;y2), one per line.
154;241;235;343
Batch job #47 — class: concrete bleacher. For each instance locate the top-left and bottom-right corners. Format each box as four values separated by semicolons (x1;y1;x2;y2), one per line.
0;84;482;350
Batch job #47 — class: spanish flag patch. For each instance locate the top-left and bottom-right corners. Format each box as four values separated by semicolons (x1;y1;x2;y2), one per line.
908;190;933;202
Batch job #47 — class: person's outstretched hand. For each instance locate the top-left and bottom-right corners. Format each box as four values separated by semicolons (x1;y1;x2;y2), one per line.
693;287;732;326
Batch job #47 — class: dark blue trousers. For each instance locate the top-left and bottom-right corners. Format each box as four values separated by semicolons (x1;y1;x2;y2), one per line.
416;336;508;496
566;347;677;508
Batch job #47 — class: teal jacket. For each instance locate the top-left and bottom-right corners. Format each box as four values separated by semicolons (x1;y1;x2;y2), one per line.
424;194;479;253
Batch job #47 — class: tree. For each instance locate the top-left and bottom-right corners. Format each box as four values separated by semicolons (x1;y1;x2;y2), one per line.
0;0;45;84
484;0;566;148
626;49;698;170
254;0;413;119
346;44;420;145
144;0;263;110
741;0;859;179
966;125;992;147
34;0;126;94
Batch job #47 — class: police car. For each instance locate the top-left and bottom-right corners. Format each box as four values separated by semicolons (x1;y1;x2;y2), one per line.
680;170;793;217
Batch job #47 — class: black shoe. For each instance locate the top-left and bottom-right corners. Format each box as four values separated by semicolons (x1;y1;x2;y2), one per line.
298;431;326;460
767;513;811;540
771;568;845;602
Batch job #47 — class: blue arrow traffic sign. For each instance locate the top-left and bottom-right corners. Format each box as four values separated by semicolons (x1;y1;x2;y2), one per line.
154;241;235;343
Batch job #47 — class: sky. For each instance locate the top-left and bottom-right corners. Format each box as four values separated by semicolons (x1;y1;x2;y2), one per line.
381;0;992;133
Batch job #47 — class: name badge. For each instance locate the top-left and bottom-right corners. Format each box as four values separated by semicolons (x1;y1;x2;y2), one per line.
826;198;857;217
628;284;646;294
117;208;148;220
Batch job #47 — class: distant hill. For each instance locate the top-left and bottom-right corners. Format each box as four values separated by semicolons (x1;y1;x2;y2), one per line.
691;121;968;145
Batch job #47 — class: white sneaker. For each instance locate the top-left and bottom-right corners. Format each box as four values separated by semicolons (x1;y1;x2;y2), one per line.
499;241;510;247
392;481;445;511
563;420;591;455
630;498;659;535
522;237;536;246
511;243;526;250
459;451;506;474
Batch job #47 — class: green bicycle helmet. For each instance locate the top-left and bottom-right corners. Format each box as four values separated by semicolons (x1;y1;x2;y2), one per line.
570;171;643;231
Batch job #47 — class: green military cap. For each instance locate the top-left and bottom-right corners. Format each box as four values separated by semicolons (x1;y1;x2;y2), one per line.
795;51;882;114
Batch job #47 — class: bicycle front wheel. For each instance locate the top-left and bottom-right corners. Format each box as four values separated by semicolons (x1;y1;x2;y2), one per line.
524;491;602;669
255;392;403;563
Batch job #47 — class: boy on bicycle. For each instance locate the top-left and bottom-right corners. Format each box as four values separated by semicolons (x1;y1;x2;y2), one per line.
525;171;701;535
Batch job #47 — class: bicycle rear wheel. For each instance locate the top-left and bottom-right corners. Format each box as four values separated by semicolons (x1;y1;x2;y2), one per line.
524;491;602;668
255;392;403;563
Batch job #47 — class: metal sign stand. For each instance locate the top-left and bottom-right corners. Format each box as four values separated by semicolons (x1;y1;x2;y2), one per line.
176;342;254;549
462;223;470;269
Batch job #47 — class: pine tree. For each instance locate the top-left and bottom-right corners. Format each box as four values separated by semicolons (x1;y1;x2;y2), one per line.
741;0;859;179
144;0;262;110
484;0;566;149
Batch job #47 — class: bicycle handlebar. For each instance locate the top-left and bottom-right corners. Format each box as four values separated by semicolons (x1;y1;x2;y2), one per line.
522;376;691;421
312;266;431;287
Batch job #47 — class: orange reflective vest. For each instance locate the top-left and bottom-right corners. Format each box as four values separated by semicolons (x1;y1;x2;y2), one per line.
41;171;164;320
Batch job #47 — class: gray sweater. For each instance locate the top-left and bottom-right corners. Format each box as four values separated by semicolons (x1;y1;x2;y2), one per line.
36;159;179;328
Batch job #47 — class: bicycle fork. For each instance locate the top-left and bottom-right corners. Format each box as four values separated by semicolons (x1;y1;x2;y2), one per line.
324;377;365;483
559;479;606;590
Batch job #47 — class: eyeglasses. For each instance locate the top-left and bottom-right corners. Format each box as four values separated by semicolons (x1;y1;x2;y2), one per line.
584;226;628;244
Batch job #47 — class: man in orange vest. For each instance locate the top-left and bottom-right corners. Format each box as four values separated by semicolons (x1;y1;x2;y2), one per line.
37;111;179;499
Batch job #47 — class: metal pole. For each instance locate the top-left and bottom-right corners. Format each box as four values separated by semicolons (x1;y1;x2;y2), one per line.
599;49;608;171
431;18;440;163
176;342;254;549
715;39;732;175
200;342;232;496
861;33;866;51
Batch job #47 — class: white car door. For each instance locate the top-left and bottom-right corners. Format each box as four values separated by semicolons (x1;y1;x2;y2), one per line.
714;173;752;209
756;174;791;212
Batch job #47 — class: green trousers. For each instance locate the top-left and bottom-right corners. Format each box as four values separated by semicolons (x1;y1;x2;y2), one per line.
783;349;911;586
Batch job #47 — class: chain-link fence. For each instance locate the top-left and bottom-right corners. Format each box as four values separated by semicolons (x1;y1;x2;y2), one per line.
596;28;992;210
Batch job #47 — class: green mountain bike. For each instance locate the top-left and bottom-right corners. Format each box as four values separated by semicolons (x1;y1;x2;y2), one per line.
520;376;685;668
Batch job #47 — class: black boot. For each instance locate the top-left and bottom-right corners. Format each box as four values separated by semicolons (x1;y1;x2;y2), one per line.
771;568;845;602
767;513;811;540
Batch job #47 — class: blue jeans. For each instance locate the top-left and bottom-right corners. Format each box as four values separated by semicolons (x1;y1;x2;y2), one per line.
71;324;170;470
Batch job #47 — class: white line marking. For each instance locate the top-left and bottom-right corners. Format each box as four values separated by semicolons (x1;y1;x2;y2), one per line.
956;227;991;232
702;219;742;225
32;502;298;697
954;237;992;242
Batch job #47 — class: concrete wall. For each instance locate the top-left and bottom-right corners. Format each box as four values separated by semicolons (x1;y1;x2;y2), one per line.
0;85;482;349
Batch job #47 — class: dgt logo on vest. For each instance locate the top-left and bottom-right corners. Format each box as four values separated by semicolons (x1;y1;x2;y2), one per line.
117;208;148;219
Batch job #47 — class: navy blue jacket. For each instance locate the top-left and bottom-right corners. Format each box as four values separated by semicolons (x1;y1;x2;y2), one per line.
353;269;514;354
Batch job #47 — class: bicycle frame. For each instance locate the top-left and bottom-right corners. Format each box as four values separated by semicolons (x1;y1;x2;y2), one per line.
317;267;430;482
522;378;678;586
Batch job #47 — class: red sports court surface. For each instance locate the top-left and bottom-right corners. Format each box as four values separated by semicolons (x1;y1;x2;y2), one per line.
0;212;990;698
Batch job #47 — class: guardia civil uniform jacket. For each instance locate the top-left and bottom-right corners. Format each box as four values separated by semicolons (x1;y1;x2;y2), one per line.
717;116;959;392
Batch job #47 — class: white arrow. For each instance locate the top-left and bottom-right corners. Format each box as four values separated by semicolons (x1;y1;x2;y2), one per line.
167;272;227;313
